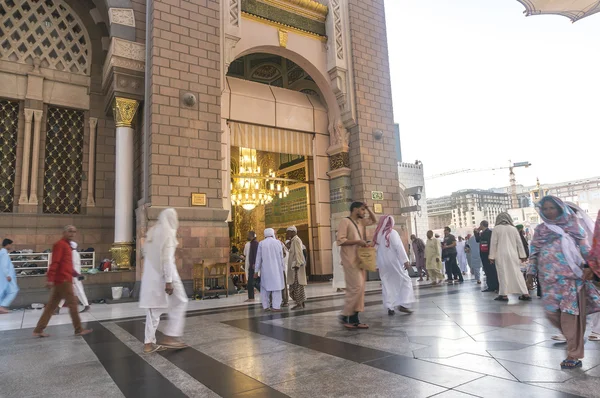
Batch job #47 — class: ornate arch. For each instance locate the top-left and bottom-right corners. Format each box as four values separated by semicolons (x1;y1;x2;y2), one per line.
234;45;340;122
0;0;92;75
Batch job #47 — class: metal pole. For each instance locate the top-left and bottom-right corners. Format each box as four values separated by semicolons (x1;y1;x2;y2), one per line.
414;213;418;238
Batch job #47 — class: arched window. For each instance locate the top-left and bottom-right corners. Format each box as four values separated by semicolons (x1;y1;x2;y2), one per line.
0;0;91;75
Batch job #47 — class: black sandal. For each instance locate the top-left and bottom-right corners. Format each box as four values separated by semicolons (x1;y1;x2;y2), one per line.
519;295;532;301
494;296;509;302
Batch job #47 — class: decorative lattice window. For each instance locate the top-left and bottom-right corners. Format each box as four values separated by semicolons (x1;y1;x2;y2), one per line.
43;107;84;214
0;100;19;213
0;0;91;75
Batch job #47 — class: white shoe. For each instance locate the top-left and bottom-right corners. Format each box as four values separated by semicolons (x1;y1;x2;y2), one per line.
552;334;567;342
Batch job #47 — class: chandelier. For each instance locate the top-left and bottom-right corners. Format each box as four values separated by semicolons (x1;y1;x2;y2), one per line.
231;148;294;211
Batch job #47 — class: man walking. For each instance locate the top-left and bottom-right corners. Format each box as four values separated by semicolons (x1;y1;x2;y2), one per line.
442;227;463;283
57;241;90;314
336;202;377;329
244;231;260;303
475;221;498;292
411;234;428;281
0;239;18;313
33;226;92;337
256;228;285;312
286;226;307;310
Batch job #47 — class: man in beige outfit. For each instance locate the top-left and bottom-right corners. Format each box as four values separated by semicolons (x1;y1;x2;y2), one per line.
336;201;376;329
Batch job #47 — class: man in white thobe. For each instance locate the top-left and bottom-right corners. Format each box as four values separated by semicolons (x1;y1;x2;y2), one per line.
374;215;415;315
140;208;188;353
256;228;285;312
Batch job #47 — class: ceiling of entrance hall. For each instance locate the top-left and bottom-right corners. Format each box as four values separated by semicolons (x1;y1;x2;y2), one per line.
227;53;323;100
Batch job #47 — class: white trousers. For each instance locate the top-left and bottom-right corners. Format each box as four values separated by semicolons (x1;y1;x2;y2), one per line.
59;278;89;308
144;281;187;344
261;289;282;310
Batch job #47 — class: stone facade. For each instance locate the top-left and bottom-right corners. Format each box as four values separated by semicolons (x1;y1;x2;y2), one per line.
0;0;407;299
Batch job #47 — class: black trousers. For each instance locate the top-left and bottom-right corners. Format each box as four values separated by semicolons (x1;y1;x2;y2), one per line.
445;254;463;282
480;255;499;291
247;267;259;299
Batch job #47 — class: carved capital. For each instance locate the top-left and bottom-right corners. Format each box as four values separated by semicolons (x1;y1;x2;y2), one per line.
278;29;288;48
328;118;350;148
32;109;43;124
113;97;140;128
24;108;34;122
102;37;145;87
89;117;98;129
329;152;349;170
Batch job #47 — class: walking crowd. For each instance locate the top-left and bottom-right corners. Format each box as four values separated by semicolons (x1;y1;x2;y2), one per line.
2;194;600;370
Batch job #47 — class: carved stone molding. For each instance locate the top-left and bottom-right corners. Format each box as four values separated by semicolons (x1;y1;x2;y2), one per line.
109;8;136;27
326;0;356;127
102;37;146;86
223;0;242;83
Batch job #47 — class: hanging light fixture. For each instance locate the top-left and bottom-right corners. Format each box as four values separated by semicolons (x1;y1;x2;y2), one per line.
230;148;299;211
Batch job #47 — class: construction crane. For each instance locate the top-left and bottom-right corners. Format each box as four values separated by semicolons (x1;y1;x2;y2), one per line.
425;161;532;208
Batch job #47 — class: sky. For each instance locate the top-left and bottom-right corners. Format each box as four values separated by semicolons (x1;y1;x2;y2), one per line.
384;0;600;198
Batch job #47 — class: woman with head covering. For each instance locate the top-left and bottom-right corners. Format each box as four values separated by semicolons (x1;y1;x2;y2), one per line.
139;208;188;353
489;212;531;302
527;196;600;369
373;215;415;315
256;228;285;312
587;209;600;342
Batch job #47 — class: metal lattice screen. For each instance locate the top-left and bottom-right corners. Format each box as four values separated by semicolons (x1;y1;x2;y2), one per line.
0;0;91;75
0;99;19;213
43;107;84;214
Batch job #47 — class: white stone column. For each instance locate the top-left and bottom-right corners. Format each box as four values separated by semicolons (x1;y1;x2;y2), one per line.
86;117;98;207
18;109;34;205
111;97;140;270
28;110;43;205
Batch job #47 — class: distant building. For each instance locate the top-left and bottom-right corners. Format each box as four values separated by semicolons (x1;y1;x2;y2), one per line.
427;190;510;231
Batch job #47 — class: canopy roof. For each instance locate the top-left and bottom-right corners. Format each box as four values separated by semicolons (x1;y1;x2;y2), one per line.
518;0;600;22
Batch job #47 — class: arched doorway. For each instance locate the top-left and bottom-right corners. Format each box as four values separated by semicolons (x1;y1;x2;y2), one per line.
222;52;333;279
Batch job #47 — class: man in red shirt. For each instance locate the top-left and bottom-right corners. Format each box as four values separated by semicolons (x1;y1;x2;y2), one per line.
33;225;92;337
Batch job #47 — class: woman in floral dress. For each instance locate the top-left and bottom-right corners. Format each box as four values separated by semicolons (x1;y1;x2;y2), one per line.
527;196;600;369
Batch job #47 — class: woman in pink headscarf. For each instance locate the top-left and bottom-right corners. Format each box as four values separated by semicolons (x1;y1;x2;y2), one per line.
373;215;415;315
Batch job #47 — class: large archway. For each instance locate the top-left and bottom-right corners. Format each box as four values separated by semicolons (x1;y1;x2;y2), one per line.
221;50;335;278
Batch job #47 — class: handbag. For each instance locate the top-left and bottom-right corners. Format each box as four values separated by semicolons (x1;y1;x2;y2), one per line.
347;217;377;272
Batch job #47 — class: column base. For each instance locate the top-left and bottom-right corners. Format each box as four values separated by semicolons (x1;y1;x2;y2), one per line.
111;242;134;270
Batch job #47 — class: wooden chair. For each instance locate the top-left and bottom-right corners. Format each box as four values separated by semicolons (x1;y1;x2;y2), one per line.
229;262;246;287
196;262;229;299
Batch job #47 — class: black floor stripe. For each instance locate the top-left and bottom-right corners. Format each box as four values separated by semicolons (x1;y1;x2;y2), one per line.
118;319;289;398
82;322;187;398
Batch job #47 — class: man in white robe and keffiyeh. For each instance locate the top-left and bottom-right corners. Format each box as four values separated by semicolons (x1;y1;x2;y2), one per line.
373;215;415;315
139;208;188;353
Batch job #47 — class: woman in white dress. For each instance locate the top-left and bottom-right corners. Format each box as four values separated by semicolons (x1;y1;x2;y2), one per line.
457;236;468;275
373;215;415;315
489;213;531;302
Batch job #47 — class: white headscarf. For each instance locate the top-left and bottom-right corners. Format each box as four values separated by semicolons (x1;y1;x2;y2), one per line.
144;208;179;271
264;228;275;238
286;226;297;233
70;241;78;250
566;202;595;247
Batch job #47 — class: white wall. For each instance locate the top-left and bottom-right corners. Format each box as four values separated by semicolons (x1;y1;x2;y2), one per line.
398;162;429;239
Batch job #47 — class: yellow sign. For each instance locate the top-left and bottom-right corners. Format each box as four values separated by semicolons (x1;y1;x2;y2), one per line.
371;191;384;201
191;193;207;206
374;203;383;214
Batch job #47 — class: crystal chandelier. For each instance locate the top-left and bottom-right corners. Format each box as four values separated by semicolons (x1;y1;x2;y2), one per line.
231;148;291;211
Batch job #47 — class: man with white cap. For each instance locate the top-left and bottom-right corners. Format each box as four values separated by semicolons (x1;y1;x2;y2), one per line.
286;226;307;309
256;228;285;311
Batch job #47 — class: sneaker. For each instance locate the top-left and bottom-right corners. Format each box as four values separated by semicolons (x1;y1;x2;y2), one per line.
552;334;567;342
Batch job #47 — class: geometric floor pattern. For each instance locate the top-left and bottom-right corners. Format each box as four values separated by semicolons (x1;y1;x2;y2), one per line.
2;279;600;397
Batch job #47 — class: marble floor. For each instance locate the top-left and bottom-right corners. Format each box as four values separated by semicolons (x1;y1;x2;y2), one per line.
1;278;600;398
